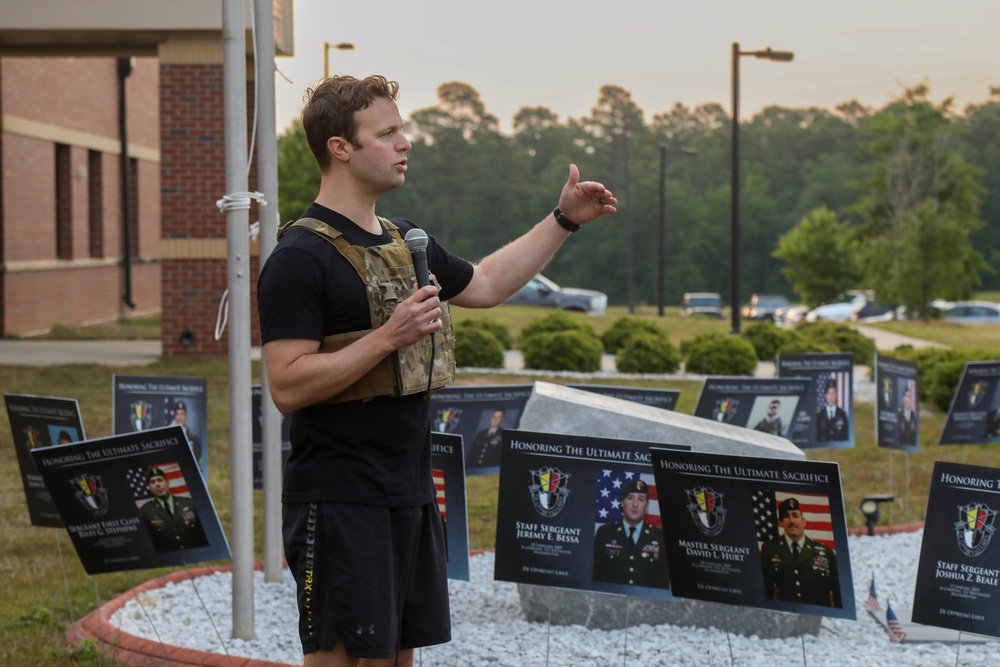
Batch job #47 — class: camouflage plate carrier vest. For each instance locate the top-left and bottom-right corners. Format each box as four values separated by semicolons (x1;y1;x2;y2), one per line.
278;216;456;402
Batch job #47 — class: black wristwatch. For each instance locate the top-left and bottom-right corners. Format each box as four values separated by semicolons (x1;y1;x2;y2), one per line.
552;207;581;233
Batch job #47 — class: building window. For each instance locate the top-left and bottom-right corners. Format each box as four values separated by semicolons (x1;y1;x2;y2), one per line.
88;150;104;258
55;143;72;259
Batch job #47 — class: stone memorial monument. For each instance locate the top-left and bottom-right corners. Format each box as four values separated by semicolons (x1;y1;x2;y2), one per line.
515;381;821;637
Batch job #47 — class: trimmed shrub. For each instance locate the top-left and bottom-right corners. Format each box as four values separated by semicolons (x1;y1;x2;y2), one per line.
454;326;505;369
683;333;758;376
615;332;681;374
775;337;839;357
520;311;596;343
521;329;604;372
456;318;513;350
741;321;803;361
920;348;998;411
601;317;669;354
794;321;877;365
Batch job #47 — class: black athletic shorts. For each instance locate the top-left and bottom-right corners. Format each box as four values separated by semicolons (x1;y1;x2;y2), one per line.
283;501;451;658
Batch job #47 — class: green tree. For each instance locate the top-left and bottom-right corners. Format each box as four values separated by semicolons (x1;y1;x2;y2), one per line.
276;119;320;224
773;206;860;307
853;86;988;318
959;89;1000;290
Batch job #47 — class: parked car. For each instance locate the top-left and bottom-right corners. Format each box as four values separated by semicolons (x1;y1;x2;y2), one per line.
942;301;1000;324
505;274;607;315
805;291;870;323
850;300;897;323
681;292;724;318
742;294;790;322
775;304;809;327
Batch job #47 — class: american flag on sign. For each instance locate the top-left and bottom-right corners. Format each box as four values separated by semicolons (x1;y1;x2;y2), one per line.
594;470;660;530
125;462;190;503
432;468;446;520
886;599;907;643
753;488;835;552
816;371;850;412
864;573;881;611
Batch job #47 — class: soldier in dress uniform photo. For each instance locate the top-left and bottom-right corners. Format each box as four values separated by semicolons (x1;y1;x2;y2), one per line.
170;399;202;463
470;407;505;468
898;385;918;446
137;465;209;553
760;497;841;607
592;478;668;588
816;380;849;442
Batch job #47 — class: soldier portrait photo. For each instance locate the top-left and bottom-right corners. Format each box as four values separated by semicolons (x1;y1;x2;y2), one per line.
816;379;850;442
470;407;506;468
136;464;209;553
898;382;919;446
759;496;841;608
592;476;668;589
753;398;785;437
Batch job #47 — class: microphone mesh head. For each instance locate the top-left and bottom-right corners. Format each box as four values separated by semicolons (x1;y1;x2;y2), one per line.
404;228;429;251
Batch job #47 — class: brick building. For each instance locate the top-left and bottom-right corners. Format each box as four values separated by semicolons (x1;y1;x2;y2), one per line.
0;1;292;354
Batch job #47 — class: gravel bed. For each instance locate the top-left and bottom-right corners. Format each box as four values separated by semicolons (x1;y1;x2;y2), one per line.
110;529;998;666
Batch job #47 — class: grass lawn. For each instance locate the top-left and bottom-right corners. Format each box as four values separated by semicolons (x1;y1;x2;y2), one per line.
1;306;997;665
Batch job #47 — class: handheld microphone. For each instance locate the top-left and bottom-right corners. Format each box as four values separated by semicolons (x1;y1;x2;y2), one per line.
404;228;430;289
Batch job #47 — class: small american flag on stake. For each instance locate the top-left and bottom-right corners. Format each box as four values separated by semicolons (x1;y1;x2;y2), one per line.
886;598;907;643
433;468;446;521
864;573;881;611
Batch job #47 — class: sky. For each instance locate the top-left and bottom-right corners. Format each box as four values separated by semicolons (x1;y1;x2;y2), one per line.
272;0;1000;136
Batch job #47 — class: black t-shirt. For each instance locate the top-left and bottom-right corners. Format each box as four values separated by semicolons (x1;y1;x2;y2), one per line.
257;203;474;506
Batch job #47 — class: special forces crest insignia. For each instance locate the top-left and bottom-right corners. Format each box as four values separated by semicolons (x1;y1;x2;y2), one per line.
434;407;461;433
686;486;726;536
968;382;988;409
23;425;44;449
71;473;110;517
131;400;153;431
955;501;997;557
713;399;739;424
529;467;570;518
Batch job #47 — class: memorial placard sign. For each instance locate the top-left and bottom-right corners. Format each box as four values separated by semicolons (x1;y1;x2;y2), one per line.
777;353;855;449
430;385;532;475
5;393;86;527
113;374;209;474
874;355;920;451
912;461;1000;637
939;361;1000;445
431;432;470;581
649;448;855;619
30;426;230;574
494;429;688;601
692;377;810;439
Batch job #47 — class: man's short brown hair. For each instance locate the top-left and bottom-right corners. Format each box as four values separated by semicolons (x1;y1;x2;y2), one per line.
301;75;400;171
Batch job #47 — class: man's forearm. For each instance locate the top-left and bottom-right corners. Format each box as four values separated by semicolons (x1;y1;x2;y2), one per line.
452;212;571;308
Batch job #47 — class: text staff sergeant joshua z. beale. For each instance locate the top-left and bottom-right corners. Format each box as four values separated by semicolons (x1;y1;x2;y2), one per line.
592;479;668;588
257;74;617;667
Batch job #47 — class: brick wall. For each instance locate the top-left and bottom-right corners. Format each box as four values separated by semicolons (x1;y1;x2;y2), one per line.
160;61;260;356
1;56;161;336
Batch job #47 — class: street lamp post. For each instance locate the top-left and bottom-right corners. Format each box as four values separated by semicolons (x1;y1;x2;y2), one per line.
658;144;697;317
730;43;793;334
323;41;355;78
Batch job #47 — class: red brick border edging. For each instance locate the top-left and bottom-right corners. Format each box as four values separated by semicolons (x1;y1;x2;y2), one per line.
66;562;293;667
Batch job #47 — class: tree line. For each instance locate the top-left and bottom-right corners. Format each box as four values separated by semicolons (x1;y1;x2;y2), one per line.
277;82;999;312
